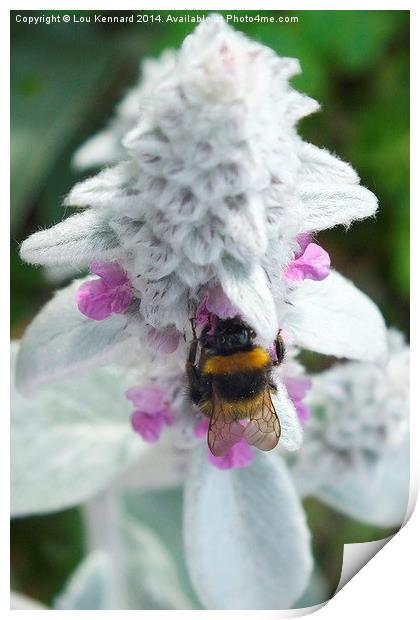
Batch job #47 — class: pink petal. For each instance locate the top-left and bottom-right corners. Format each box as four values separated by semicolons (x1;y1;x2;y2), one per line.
208;440;254;470
294;401;311;424
194;416;210;438
196;285;239;335
76;262;133;320
205;285;238;319
285;243;331;282
146;326;180;354
285;376;312;424
130;411;165;442
108;285;133;314
267;342;277;362
90;261;128;287
160;407;174;426
76;279;114;320
125;385;168;414
284;376;312;402
296;232;313;255
195;296;212;329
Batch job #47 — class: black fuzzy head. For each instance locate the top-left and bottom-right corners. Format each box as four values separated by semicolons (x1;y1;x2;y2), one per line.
200;318;256;355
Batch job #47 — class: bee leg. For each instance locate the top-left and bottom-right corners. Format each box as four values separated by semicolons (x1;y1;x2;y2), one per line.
273;330;285;366
186;362;205;407
186;336;203;405
187;333;199;366
190;317;197;341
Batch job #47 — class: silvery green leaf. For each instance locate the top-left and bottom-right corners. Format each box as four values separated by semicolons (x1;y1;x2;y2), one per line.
272;380;302;451
123;488;202;609
64;162;141;212
43;262;85;285
11;342;144;516
290;332;409;528
10;592;47;610
184;446;313;609
120;439;186;492
73;128;123;170
298;184;377;231
219;262;278;342
285;270;387;361
20;209;122;267
314;435;409;528
54;551;116;610
121;507;195;609
298;142;360;186
293;567;329;609
16;279;136;394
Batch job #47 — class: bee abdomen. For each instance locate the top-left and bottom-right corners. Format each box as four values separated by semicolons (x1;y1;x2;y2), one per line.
214;370;266;401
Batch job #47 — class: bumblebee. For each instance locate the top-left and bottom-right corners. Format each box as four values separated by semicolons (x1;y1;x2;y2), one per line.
186;317;285;456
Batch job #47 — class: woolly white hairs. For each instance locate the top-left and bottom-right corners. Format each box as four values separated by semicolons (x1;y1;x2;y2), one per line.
21;14;378;343
290;329;410;498
72;49;178;170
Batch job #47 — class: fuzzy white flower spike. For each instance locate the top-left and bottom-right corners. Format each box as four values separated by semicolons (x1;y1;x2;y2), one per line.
19;14;384;385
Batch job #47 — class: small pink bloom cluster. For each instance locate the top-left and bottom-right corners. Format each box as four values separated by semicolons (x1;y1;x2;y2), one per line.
126;385;174;443
146;326;180;354
76;261;181;353
284;376;312;424
195;285;239;335
76;261;133;320
79;264;313;469
285;234;330;283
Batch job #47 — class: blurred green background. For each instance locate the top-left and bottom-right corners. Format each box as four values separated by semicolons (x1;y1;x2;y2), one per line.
11;9;409;608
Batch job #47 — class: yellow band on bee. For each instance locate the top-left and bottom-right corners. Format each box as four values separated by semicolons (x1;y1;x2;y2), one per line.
203;347;271;375
199;393;267;418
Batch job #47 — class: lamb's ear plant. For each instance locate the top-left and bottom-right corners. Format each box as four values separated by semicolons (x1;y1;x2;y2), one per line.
13;14;409;611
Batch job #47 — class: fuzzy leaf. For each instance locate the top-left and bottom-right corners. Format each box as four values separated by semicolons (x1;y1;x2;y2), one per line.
184;447;313;609
298;142;359;185
293;568;329;609
123;488;202;608
314;435;409;528
11;342;144;516
54;552;116;610
219;262;278;342
298;183;377;231
121;508;195;609
72;128;123;171
273;382;303;452
20;209;122;267
64;162;141;212
285;270;387;361
10;592;47;610
16;279;136;394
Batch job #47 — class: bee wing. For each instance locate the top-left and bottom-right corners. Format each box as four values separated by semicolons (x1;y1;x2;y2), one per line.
243;389;281;451
208;393;246;457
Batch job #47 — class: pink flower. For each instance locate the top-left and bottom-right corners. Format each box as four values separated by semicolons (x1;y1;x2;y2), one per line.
146;326;181;354
76;261;133;320
130;411;166;442
196;285;239;334
194;416;254;470
296;232;313;253
126;385;173;443
208;440;254;470
285;234;331;283
194;416;210;439
285;376;312;424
